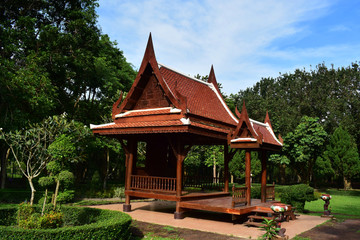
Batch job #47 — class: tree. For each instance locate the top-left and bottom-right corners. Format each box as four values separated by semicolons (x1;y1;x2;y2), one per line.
322;126;360;190
0;0;136;187
268;154;290;184
204;145;224;182
0;114;70;205
283;116;327;183
229;150;261;183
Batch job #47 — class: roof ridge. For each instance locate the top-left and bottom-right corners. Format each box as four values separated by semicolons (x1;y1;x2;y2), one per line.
209;82;239;124
250;119;268;127
158;63;210;86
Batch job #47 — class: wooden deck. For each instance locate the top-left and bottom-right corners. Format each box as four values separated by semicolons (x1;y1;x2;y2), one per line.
180;196;279;215
127;189;279;217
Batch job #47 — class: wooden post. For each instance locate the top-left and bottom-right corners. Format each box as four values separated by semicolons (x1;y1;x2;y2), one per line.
245;150;251;206
174;140;184;219
261;151;267;203
224;144;229;193
124;139;135;212
176;143;183;198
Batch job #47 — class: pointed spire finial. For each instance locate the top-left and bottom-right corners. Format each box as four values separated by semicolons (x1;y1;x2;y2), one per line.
264;110;273;130
241;100;248;119
235;105;241;118
142;33;156;63
208;65;221;94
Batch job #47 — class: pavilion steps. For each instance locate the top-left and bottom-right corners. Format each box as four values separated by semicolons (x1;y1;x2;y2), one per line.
245;208;274;227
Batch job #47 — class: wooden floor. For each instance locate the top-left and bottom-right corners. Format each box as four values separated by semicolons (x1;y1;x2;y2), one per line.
127;189;279;216
180;196;279;215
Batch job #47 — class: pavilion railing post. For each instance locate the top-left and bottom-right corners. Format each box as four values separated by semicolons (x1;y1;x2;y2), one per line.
261;150;267;203
245;150;251;206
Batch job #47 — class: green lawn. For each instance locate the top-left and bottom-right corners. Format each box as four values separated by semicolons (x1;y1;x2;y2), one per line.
305;189;360;218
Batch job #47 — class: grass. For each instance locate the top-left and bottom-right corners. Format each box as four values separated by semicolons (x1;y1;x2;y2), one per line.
71;199;124;206
304;188;360;219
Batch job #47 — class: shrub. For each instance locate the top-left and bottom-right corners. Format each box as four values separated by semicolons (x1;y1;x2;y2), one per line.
17;203;63;229
0;206;132;240
38;211;63;229
280;184;317;212
0;207;17;226
251;185;261;199
17;203;37;229
113;187;125;200
56;190;74;204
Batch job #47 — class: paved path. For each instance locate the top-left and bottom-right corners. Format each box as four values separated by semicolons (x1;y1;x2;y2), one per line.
89;201;328;239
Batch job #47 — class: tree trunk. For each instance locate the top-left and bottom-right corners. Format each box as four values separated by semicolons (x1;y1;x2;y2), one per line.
1;148;10;189
280;164;286;184
103;148;109;190
213;154;216;183
344;176;352;190
28;177;36;205
41;189;48;216
53;179;60;209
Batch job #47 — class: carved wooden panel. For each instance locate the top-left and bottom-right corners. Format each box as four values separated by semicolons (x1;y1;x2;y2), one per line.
134;75;170;109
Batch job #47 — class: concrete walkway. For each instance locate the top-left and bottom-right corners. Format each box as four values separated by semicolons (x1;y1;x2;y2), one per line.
90;201;328;239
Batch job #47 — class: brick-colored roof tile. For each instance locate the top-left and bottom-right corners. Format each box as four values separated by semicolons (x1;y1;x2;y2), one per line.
159;66;237;126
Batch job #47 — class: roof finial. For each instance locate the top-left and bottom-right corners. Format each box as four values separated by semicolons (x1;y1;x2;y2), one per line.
235;105;241;118
264;110;273;130
141;33;156;65
208;65;221;94
241;100;249;119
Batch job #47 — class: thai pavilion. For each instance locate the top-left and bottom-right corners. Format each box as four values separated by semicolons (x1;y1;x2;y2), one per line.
91;34;284;221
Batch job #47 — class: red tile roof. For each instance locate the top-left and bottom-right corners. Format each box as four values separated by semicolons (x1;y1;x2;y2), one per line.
159;65;238;126
92;119;184;130
251;120;282;146
115;107;179;118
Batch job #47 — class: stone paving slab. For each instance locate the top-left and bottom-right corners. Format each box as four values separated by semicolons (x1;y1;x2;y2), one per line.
90;201;328;239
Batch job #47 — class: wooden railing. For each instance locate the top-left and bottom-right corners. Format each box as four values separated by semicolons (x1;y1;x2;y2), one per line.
184;176;224;190
130;175;176;192
231;185;247;207
266;183;275;200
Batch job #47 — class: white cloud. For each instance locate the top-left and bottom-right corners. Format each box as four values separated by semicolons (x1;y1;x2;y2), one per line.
329;24;351;32
97;0;356;94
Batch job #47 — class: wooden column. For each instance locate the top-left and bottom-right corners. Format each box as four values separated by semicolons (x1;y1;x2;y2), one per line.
245;150;251;206
123;139;136;212
261;150;267;203
224;144;229;193
175;140;184;219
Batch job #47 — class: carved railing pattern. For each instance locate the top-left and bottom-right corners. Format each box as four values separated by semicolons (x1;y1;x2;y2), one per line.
130;175;176;192
232;185;247;207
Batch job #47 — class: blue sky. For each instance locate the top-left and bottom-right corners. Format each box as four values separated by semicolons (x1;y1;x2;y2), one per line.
96;0;360;95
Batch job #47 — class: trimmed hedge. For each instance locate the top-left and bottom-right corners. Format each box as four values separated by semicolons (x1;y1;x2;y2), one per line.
0;206;132;240
279;184;317;212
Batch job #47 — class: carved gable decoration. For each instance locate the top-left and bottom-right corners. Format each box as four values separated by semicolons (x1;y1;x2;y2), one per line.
134;74;171;110
229;102;283;151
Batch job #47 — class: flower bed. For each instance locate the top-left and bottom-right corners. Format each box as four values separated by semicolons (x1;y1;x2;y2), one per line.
0;205;132;240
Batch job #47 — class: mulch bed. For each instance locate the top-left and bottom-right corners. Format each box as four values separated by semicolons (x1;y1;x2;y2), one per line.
297;218;360;240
